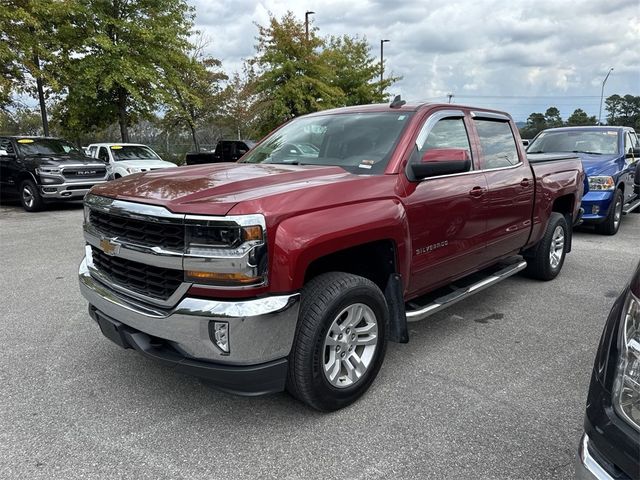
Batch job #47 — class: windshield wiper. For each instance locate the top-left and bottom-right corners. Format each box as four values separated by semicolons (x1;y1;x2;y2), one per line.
527;150;545;154
572;150;603;155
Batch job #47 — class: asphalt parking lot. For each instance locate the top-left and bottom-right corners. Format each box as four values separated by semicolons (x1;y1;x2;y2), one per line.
1;200;638;480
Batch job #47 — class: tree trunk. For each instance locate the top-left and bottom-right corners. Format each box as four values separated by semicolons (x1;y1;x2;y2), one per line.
33;53;49;137
188;122;200;152
117;88;129;142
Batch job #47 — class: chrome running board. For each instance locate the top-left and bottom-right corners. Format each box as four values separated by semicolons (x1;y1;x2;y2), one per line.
405;259;528;323
622;197;640;215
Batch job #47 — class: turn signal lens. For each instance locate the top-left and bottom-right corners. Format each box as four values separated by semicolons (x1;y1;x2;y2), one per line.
185;270;262;285
242;225;263;242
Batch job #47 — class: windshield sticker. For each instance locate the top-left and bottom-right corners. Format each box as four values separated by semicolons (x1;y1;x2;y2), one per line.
358;163;373;169
17;139;34;143
398;115;406;121
605;131;617;135
111;145;123;149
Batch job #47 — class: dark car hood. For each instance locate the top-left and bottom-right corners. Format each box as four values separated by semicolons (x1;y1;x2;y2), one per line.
89;163;375;216
575;153;624;177
25;154;105;167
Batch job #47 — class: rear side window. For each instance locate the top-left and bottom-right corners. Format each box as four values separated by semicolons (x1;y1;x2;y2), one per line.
475;120;520;169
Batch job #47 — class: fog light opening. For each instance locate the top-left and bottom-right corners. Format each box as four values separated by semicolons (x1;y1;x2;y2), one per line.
592;205;600;215
209;321;230;354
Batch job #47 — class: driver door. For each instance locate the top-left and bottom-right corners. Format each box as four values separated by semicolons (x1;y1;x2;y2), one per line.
403;110;488;298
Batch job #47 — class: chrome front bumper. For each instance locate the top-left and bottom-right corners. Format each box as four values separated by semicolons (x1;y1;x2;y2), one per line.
78;257;300;365
41;181;108;199
576;434;615;480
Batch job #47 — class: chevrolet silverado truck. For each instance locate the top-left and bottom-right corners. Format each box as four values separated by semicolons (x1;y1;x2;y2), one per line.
78;101;586;411
0;136;109;211
528;126;640;235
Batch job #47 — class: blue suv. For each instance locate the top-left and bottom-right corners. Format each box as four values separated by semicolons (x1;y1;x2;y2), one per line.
528;126;640;235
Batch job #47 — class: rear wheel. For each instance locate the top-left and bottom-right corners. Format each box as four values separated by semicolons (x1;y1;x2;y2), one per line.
286;272;388;411
595;189;623;235
524;212;568;281
19;179;44;212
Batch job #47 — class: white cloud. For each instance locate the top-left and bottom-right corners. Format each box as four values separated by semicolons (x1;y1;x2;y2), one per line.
189;0;640;120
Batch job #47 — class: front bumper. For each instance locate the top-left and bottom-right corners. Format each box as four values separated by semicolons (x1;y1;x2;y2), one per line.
581;191;614;223
78;257;300;394
576;434;616;480
40;180;108;199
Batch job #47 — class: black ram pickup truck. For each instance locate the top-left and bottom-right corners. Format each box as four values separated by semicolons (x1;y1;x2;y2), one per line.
0;136;109;211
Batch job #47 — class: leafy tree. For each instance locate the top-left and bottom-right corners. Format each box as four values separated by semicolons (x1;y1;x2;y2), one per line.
59;0;197;142
566;108;596;126
605;94;623;125
544;107;562;128
604;94;640;129
163;37;227;151
520;112;547;139
249;12;345;136
218;70;261;140
321;35;400;106
0;107;42;135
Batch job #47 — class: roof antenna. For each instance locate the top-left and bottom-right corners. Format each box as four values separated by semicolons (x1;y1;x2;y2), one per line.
390;95;406;109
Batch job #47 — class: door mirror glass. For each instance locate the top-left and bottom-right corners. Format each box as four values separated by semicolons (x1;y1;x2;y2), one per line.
0;149;8;156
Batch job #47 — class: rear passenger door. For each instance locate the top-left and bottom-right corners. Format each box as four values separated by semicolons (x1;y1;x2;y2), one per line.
623;131;639;202
471;114;534;261
0;137;18;191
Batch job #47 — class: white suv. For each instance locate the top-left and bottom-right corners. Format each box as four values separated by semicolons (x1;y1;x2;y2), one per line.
87;143;176;179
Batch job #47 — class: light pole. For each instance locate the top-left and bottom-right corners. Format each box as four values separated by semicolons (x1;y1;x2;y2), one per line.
598;67;613;125
305;11;315;41
380;39;389;94
447;93;454;104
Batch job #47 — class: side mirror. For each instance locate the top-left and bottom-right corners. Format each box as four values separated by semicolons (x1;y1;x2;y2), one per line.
411;148;471;180
626;147;640;159
0;149;8;156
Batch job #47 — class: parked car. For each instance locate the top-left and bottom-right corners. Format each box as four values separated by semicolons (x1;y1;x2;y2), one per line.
87;143;175;178
0;136;108;212
78;101;586;411
576;260;640;480
527;126;640;234
185;140;255;165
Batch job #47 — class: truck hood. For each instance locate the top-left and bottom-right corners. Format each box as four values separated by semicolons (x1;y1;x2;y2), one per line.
576;153;624;177
112;159;176;170
24;154;105;167
89;163;369;216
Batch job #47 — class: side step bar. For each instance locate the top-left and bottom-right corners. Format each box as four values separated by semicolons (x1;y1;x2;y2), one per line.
622;197;640;215
405;259;528;323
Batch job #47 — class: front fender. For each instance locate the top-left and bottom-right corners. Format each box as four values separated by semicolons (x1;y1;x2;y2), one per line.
270;199;411;292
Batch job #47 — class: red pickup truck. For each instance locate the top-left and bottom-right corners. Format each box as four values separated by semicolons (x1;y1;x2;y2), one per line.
79;101;586;411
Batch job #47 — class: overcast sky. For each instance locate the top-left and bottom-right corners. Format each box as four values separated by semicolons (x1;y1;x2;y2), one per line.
190;0;640;122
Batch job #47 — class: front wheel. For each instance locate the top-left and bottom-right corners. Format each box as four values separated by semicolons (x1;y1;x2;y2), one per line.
286;272;389;411
524;212;568;281
19;179;44;212
595;189;623;235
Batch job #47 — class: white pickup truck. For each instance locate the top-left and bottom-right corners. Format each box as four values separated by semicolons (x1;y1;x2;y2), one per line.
87;143;176;179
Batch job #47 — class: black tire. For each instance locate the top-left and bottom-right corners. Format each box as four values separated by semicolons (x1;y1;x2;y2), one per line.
286;272;389;411
523;212;568;281
19;179;44;212
595;189;623;235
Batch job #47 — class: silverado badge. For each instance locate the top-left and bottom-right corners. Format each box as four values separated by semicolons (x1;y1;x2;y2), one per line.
100;238;121;256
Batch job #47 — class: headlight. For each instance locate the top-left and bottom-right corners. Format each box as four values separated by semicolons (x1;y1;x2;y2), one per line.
588;176;615;191
183;214;267;287
612;290;640;432
126;167;142;173
36;167;63;175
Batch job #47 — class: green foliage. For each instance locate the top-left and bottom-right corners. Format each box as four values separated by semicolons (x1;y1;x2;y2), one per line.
58;0;197;141
566;108;596;126
249;12;402;137
605;94;640;128
0;108;42;135
520;112;548;139
544;107;563;128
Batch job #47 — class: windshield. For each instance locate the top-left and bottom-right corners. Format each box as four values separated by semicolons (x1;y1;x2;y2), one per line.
240;111;414;174
528;130;619;155
111;145;160;161
16;138;83;156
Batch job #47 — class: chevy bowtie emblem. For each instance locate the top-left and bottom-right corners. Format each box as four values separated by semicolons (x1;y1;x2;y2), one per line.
100;238;121;256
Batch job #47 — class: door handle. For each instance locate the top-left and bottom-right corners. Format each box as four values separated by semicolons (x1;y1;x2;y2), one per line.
520;178;531;187
469;186;485;198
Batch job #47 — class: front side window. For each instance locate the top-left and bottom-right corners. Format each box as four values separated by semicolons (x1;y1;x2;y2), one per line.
240;112;413;174
110;145;160;161
15;138;81;156
414;117;472;161
0;138;15;155
475;120;520;169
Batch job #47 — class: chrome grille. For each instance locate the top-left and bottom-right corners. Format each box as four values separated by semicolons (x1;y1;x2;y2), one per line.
89;210;184;250
91;246;183;301
63;166;107;181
